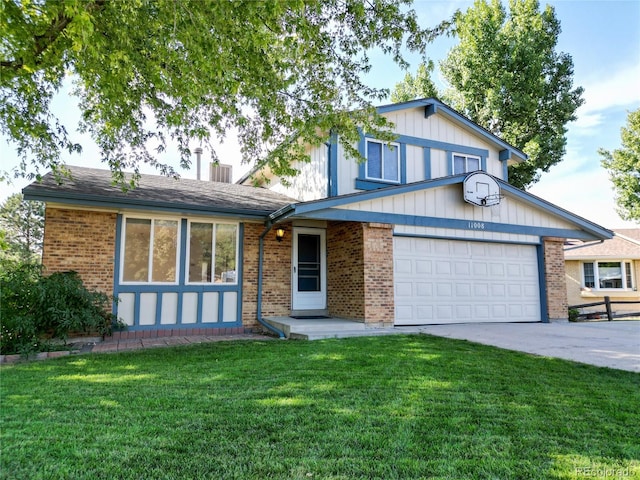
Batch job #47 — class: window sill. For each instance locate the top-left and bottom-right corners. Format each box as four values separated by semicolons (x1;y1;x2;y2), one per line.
355;178;401;191
580;290;639;298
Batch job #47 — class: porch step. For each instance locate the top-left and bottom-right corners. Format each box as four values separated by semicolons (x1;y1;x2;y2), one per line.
263;316;399;340
290;328;400;340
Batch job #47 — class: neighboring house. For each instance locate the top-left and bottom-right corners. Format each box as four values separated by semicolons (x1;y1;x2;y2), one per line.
24;98;612;338
565;229;640;314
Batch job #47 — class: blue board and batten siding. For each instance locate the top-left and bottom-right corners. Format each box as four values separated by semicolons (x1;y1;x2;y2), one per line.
113;215;244;331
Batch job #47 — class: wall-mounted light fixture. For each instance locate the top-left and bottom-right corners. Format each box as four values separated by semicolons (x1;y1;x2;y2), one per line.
275;227;285;242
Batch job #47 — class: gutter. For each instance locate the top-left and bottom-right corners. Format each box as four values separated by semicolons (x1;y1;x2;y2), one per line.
256;222;286;339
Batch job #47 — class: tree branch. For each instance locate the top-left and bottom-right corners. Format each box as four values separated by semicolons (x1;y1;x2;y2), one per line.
1;0;107;72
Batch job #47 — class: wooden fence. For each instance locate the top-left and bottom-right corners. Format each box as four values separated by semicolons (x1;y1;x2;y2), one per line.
568;296;640;321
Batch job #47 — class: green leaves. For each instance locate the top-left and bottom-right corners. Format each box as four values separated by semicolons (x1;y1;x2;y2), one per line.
441;0;584;189
600;109;640;222
1;0;441;186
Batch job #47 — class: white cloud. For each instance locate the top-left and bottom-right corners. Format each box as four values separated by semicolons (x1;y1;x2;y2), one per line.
580;61;640;115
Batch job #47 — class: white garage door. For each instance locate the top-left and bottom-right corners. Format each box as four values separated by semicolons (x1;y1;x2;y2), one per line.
394;237;541;325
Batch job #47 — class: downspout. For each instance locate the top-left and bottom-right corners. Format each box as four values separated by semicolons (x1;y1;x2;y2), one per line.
257;222;286;339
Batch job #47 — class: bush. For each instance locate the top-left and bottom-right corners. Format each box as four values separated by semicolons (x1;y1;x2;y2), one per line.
0;261;116;355
568;308;580;322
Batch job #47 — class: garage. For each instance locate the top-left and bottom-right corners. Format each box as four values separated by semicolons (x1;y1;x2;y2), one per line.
394;236;541;325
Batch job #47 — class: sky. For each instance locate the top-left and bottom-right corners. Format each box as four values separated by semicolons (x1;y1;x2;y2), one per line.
1;0;639;229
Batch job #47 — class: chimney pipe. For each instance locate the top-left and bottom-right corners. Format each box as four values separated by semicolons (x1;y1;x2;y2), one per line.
194;147;203;180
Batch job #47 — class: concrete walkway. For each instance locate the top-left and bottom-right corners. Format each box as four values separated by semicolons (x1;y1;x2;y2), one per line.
411;321;640;373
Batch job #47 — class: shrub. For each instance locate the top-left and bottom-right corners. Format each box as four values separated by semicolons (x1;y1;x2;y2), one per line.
568;308;580;322
0;261;116;355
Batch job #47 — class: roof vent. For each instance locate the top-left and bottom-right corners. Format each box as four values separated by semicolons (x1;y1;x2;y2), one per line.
209;163;233;183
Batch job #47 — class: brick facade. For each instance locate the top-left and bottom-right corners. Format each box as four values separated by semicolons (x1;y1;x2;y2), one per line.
327;222;366;319
543;237;568;321
327;221;394;325
42;207;117;296
242;222;292;328
362;223;395;326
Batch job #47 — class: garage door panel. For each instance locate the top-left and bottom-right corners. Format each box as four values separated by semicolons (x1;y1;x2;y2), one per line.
394;237;541;325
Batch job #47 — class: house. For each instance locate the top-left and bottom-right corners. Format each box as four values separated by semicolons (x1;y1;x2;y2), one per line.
564;229;640;315
23;98;612;339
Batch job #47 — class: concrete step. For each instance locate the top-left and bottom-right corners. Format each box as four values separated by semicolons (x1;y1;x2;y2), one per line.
290;328;400;340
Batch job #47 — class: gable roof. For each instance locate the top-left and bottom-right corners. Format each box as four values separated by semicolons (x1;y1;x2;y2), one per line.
238;98;527;185
23;166;296;219
268;174;612;241
376;98;528;163
564;229;640;259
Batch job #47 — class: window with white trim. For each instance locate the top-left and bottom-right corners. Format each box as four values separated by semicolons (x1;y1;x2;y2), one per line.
366;139;400;182
188;221;238;284
582;261;635;290
453;154;481;175
122;217;179;283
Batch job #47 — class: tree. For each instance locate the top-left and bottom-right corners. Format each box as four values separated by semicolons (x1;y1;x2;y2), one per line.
0;193;44;263
390;60;439;103
390;0;584;189
599;109;640;222
1;0;448;187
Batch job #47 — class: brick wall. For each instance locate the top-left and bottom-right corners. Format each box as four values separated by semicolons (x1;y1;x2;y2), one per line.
362;223;395;326
543;237;568;321
327;221;366;320
242;222;291;328
42;207;117;296
327;221;395;325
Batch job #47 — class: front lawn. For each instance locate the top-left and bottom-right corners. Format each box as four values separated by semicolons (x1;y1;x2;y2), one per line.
1;335;638;479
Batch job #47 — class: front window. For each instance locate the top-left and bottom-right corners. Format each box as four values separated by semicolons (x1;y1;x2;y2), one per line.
453;154;481;175
188;222;238;283
366;139;399;182
582;261;635;290
122;217;179;283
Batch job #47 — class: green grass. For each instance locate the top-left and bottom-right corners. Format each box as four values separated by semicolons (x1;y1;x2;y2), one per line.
1;335;638;480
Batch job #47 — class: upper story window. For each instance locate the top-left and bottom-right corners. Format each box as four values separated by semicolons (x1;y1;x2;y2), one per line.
366;139;400;183
453;154;481;175
122;217;179;283
583;261;634;290
188;221;238;284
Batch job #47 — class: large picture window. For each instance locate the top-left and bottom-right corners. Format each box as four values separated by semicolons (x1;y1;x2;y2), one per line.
582;261;634;290
188;222;238;283
122;217;179;283
366;139;399;182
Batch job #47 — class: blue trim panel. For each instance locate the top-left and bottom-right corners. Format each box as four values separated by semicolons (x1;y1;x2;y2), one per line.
424;148;431;180
355;178;401;191
537;244;549;323
395;134;490;158
446;152;453;176
328;132;339;197
113;216;244;331
112;214;123;318
300;208;605;241
400;143;407;184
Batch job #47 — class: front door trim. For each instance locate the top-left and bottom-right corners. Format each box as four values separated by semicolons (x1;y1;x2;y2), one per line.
291;227;327;311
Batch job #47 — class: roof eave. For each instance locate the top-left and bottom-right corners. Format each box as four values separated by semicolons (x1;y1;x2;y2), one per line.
23;188;274;221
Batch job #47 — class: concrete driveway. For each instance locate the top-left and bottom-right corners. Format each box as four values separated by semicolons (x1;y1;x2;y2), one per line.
410;321;640;372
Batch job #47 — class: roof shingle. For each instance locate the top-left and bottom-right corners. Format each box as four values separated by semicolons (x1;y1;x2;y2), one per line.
23;166;296;218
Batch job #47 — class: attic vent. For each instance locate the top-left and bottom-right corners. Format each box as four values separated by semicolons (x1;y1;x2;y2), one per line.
209;163;233;183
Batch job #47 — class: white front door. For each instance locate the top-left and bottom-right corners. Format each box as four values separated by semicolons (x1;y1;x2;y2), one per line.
292;227;327;311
